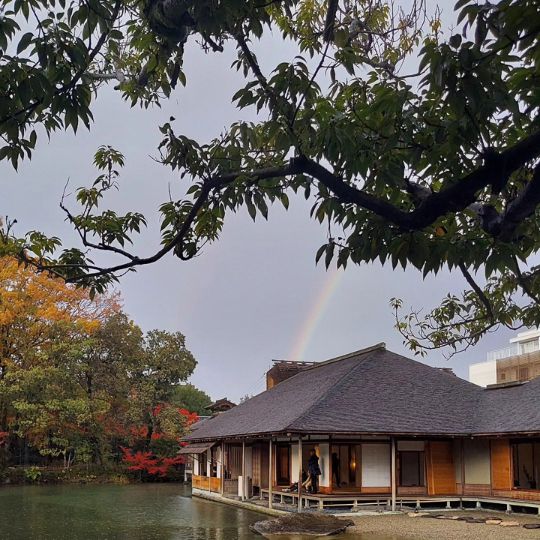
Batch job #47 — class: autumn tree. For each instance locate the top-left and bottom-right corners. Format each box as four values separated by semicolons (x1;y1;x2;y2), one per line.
0;257;117;466
0;258;201;471
1;1;540;354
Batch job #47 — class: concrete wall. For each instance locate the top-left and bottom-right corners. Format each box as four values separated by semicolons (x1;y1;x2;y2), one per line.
469;360;497;387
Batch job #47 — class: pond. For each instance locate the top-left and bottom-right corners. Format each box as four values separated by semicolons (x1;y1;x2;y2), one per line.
0;483;400;539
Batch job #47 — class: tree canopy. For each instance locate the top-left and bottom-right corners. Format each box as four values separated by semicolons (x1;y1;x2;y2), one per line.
1;0;540;355
0;257;201;476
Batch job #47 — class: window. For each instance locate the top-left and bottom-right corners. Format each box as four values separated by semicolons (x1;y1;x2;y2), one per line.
199;452;208;477
331;444;361;488
399;451;425;487
210;446;218;477
276;444;290;485
520;339;539;354
512;441;540;489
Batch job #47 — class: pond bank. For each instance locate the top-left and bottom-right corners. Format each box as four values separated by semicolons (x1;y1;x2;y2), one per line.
1;464;184;486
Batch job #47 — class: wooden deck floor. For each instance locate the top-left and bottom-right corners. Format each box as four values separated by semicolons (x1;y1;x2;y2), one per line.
260;488;540;513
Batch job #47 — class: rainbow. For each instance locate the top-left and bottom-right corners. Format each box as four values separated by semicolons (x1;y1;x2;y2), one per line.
288;267;342;363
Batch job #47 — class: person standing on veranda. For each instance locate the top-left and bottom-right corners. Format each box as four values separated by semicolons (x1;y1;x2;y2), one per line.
307;449;321;494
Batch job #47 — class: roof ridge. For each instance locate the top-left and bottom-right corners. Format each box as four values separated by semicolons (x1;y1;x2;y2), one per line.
284;348;380;432
301;342;386;372
262;343;387;392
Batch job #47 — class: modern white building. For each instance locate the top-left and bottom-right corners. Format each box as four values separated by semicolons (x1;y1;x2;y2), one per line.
469;329;540;387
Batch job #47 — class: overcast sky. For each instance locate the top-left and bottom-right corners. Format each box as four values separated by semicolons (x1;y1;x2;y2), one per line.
3;3;516;402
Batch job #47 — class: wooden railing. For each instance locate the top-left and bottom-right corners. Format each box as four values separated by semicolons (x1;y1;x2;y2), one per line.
192;475;221;492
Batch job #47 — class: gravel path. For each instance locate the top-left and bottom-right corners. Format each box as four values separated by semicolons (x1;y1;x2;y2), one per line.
346;511;540;540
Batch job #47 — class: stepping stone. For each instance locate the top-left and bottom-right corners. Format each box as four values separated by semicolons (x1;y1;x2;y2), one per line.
464;517;485;523
485;519;502;525
499;521;520;527
407;512;429;518
523;524;540;529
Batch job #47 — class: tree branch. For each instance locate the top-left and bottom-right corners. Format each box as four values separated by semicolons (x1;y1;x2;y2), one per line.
458;261;494;322
323;0;339;42
496;163;540;241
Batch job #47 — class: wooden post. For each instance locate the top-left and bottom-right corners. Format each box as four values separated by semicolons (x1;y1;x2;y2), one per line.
242;439;246;501
268;438;273;509
460;438;465;502
298;435;303;512
220;441;225;495
391;438;396;511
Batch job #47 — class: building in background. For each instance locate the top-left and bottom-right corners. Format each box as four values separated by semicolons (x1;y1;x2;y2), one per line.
469;329;540;387
206;398;236;415
265;359;317;389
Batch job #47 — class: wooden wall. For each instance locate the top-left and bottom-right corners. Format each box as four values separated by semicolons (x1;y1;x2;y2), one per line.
426;441;456;495
491;439;512;490
252;444;269;489
192;475;221;492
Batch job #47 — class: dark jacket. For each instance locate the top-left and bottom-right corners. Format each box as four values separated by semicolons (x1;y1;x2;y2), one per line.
308;454;321;476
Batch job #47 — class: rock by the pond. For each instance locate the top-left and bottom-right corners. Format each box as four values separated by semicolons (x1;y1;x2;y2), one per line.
407;512;429;518
523;523;540;529
499;520;520;527
250;514;354;536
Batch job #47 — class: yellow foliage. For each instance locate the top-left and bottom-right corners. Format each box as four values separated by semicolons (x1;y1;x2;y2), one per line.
0;257;120;368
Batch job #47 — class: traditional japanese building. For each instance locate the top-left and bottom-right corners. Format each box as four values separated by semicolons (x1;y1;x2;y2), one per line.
181;344;540;512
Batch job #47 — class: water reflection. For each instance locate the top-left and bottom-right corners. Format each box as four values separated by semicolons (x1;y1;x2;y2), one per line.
0;484;400;540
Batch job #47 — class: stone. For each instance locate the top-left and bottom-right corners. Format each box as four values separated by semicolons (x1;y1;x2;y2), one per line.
523;523;540;529
464;517;486;523
485;519;502;525
499;521;520;527
250;514;354;536
407;512;429;518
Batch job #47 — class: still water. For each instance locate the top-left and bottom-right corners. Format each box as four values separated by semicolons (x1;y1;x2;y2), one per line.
0;483;399;540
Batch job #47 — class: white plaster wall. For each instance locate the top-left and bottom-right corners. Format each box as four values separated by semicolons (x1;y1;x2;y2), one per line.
193;455;200;475
319;443;330;487
217;447;222;478
464;439;491;484
362;443;391;487
291;443;300;482
398;441;425;451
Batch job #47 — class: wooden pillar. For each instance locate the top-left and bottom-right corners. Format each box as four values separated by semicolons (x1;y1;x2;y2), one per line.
220;441;225;495
460;439;465;499
298;435;303;512
242;439;246;501
391;438;397;511
268;438;273;509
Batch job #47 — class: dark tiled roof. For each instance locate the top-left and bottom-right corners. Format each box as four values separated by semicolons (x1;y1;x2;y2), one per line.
185;345;540;441
474;376;540;434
